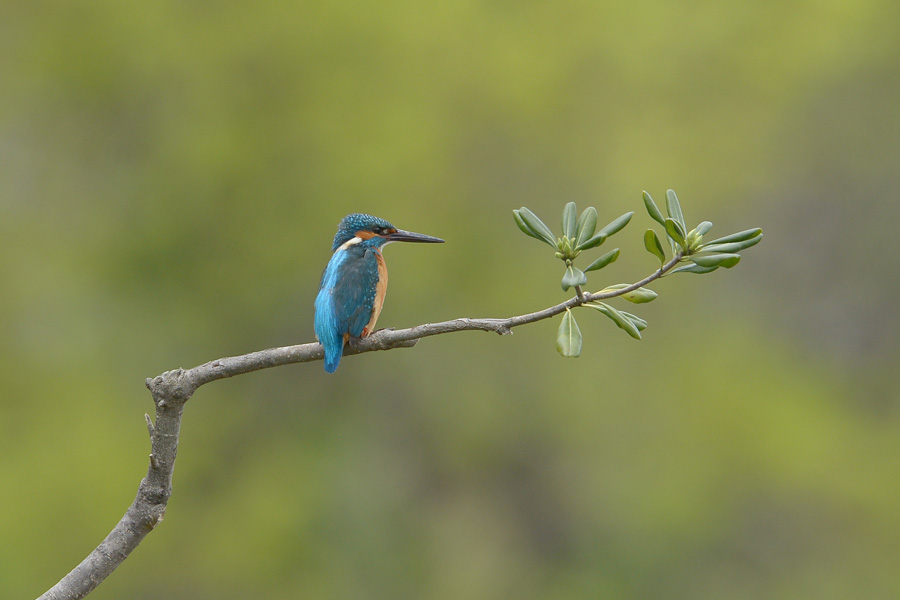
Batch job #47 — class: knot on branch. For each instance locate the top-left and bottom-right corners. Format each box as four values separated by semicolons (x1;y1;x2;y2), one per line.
138;479;171;507
126;486;169;534
145;368;196;407
460;318;511;335
488;322;512;335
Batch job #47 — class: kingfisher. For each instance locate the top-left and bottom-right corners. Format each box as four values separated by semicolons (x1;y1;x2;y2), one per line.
314;213;444;373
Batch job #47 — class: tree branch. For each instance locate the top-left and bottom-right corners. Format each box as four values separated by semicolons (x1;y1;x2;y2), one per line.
37;252;682;600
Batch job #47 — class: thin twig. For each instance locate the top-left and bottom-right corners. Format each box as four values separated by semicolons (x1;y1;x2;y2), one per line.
37;252;684;600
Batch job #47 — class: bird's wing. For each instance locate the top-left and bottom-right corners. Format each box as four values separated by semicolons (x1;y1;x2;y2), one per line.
329;247;379;339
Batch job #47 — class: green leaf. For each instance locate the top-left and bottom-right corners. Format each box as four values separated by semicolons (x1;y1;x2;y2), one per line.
671;263;719;275
664;218;686;248
704;227;762;246
701;234;763;253
575;206;598;247
584;248;619;272
642;191;666;226
622;287;658;303
598;283;658;303
644;229;666;265
597;211;634;238
556;309;582;357
562;202;577;239
694;221;713;237
587;302;641;339
513;208;557;247
690;253;741;268
513;210;540;240
665;189;686;232
561;265;588;291
574;232;607;251
619;310;648;330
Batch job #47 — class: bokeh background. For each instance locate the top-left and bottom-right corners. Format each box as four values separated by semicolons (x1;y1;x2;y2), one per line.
3;1;899;598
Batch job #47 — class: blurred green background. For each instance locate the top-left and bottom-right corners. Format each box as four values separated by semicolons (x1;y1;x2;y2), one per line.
3;1;899;598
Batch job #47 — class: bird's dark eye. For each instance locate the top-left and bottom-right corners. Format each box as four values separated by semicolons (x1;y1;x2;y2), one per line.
372;227;385;235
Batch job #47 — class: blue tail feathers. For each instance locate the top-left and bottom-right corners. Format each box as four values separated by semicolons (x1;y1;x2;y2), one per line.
315;301;342;373
314;276;346;373
323;345;342;373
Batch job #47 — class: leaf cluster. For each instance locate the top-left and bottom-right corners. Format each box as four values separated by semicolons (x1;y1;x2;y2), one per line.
513;190;763;357
514;203;632;293
641;190;763;274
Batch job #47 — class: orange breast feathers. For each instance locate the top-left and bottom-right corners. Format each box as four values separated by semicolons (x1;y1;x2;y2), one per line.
362;250;388;336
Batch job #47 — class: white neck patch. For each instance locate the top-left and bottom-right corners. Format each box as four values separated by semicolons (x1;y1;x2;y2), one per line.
338;235;393;252
337;236;363;251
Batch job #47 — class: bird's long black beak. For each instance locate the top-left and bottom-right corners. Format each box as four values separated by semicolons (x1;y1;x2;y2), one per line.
387;229;445;243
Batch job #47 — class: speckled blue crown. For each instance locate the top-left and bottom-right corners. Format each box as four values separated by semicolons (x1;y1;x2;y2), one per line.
332;213;394;251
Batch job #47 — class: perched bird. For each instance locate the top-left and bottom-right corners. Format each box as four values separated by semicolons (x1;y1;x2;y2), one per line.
314;213;444;373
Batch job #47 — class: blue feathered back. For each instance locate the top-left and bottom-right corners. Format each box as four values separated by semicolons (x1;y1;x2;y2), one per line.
314;242;381;372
